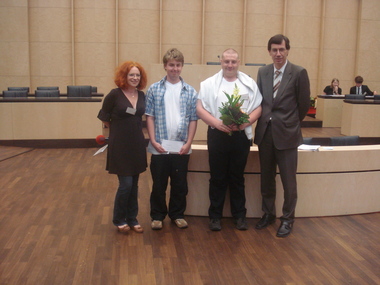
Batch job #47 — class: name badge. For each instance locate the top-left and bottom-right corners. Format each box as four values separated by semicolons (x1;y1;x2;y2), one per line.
126;107;136;115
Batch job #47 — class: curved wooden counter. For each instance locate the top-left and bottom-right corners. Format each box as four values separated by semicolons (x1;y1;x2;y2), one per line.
341;99;380;137
185;144;380;217
0;98;102;140
316;95;345;127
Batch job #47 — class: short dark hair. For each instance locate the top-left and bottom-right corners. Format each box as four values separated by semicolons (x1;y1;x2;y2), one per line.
354;76;363;84
267;34;290;51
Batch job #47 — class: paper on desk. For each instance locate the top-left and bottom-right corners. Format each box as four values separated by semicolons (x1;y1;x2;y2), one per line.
93;144;108;156
320;147;334;150
298;144;320;151
162;139;184;153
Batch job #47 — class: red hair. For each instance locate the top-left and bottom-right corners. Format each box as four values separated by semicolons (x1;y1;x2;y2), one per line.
114;61;147;90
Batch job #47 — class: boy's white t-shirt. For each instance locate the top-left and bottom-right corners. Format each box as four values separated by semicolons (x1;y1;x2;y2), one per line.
164;80;182;140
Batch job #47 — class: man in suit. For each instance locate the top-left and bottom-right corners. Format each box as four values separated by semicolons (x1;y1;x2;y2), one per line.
349;76;377;95
254;34;310;237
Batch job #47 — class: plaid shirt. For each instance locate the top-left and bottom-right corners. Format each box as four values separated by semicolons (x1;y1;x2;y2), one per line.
145;76;198;144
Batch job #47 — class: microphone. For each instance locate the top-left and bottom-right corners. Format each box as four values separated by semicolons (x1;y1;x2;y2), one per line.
96;135;108;145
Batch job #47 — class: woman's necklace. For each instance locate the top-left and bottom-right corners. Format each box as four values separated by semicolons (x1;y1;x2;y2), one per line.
123;89;137;98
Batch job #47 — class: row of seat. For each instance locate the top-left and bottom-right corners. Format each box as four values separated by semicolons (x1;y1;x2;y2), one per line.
303;135;360;146
2;86;97;98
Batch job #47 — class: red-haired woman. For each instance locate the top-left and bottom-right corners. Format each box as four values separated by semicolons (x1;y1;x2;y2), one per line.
98;61;148;233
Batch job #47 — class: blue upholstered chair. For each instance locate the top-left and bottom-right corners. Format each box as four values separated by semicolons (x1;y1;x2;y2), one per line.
330;136;360;146
303;137;313;144
8;87;30;93
3;90;28;97
345;94;365;100
36;86;59;90
35;90;60;97
67;85;92;97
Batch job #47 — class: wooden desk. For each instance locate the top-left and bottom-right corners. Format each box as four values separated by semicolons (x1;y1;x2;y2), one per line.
341;99;380;137
185;144;380;218
316;95;345;127
0;93;104;99
0;97;102;102
0;98;103;140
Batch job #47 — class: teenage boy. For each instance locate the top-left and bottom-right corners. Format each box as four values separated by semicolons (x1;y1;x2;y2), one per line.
145;48;198;230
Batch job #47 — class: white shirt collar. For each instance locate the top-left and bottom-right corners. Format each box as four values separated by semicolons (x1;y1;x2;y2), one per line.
273;60;288;74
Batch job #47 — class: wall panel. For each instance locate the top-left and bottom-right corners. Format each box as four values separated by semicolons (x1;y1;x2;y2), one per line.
28;5;72;91
0;42;30;77
161;9;202;64
74;7;115;43
28;0;70;8
74;0;113;9
118;8;159;69
29;7;71;42
362;0;380;19
321;49;356;94
30;42;72;76
245;15;283;47
0;4;29;41
244;0;283;65
118;0;159;10
320;0;359;94
0;2;30;88
74;42;115;77
323;19;358;50
358;0;380;89
73;0;116;92
161;0;203;64
0;0;379;98
203;0;244;63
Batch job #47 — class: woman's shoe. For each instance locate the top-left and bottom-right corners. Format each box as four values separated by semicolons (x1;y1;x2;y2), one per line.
117;224;130;233
132;225;144;233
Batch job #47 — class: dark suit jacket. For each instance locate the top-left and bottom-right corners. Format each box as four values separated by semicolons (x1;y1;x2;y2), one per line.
254;61;310;150
323;85;342;95
349;85;373;95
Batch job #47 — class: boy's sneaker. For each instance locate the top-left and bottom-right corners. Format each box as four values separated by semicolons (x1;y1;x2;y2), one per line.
174;218;188;229
151;220;163;230
209;219;221;231
235;217;248;230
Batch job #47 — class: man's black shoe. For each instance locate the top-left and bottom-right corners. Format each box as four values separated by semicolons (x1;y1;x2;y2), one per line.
276;221;293;238
255;214;276;229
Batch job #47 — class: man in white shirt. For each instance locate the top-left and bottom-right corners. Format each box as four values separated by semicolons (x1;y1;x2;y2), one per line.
197;48;262;231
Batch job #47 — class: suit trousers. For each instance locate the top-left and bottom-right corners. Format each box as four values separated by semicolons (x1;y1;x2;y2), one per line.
258;123;298;222
150;154;189;221
207;127;250;219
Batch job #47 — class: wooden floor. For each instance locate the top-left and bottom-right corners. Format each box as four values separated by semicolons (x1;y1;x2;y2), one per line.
1;128;380;285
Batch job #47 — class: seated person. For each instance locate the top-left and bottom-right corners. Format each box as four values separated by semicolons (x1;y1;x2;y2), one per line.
349;76;377;95
323;78;342;95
